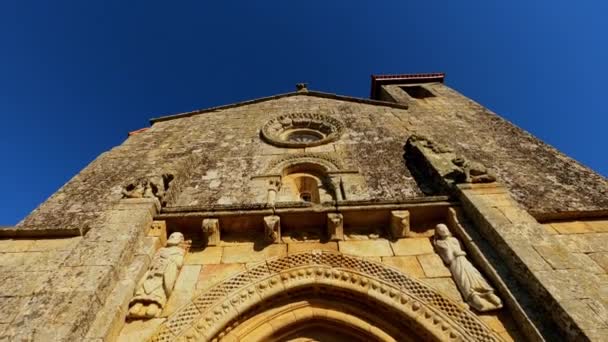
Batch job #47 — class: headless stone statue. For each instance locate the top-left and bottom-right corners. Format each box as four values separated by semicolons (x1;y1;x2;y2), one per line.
451;157;496;183
122;174;173;203
128;232;186;319
433;224;502;312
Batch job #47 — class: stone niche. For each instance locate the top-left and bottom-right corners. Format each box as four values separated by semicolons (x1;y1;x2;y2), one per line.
251;152;367;206
277;163;336;204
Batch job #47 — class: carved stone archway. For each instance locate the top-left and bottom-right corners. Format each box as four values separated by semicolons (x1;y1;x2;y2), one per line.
264;152;344;174
149;251;502;342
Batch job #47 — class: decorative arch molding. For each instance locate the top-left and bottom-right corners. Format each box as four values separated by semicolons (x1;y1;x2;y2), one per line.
149;251;502;342
264;152;345;174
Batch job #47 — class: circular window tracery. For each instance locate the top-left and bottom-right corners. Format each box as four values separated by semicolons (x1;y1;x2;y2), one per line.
261;112;344;147
284;129;324;143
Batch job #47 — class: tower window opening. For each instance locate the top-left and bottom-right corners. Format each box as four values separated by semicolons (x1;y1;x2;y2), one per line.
400;85;435;99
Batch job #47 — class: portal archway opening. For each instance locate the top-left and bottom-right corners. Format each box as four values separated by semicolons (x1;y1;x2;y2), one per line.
217;285;427;342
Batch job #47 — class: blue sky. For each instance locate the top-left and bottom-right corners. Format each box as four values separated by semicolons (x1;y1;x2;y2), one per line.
1;1;606;225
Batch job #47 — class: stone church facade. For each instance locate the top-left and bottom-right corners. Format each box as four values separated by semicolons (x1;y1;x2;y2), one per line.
1;73;608;341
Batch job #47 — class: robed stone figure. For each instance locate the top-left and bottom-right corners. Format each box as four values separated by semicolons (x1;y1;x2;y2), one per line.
128;232;186;319
433;224;502;312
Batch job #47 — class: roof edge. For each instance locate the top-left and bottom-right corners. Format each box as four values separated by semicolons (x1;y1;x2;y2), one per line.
149;91;408;124
370;72;445;99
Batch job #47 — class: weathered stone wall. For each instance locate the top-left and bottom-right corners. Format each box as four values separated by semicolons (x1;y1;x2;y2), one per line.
18;85;608;235
382;83;608;217
18;94;424;233
0;198;158;341
7;82;608;341
456;184;608;340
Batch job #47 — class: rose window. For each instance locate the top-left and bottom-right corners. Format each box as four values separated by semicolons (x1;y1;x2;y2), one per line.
261;112;344;147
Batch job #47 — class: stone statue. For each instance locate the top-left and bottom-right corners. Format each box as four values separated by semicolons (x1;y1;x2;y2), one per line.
122;174;174;204
433;224;502;312
451;157;496;183
128;232;186;319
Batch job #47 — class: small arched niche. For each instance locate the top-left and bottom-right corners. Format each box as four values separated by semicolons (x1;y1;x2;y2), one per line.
280;163;335;204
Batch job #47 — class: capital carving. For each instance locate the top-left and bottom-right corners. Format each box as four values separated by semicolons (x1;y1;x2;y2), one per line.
433;224;502;312
327;213;344;241
128;232;185;319
263;215;281;244
267;177;281;206
202;218;221;246
390;210;410;239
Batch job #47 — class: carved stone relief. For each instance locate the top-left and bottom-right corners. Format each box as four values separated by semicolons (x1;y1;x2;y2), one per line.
266;177;281;206
122;174;174;205
128;232;185;319
433;224;503;312
406;135;495;185
202;218;221;246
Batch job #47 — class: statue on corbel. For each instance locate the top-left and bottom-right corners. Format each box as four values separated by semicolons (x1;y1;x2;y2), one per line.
127;232;186;319
433;224;502;312
405;135;496;184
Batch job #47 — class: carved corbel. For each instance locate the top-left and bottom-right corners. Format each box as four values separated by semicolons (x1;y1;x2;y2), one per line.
389;210;410;239
263;215;281;244
327;213;344;241
149;220;168;246
202;218;221;246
